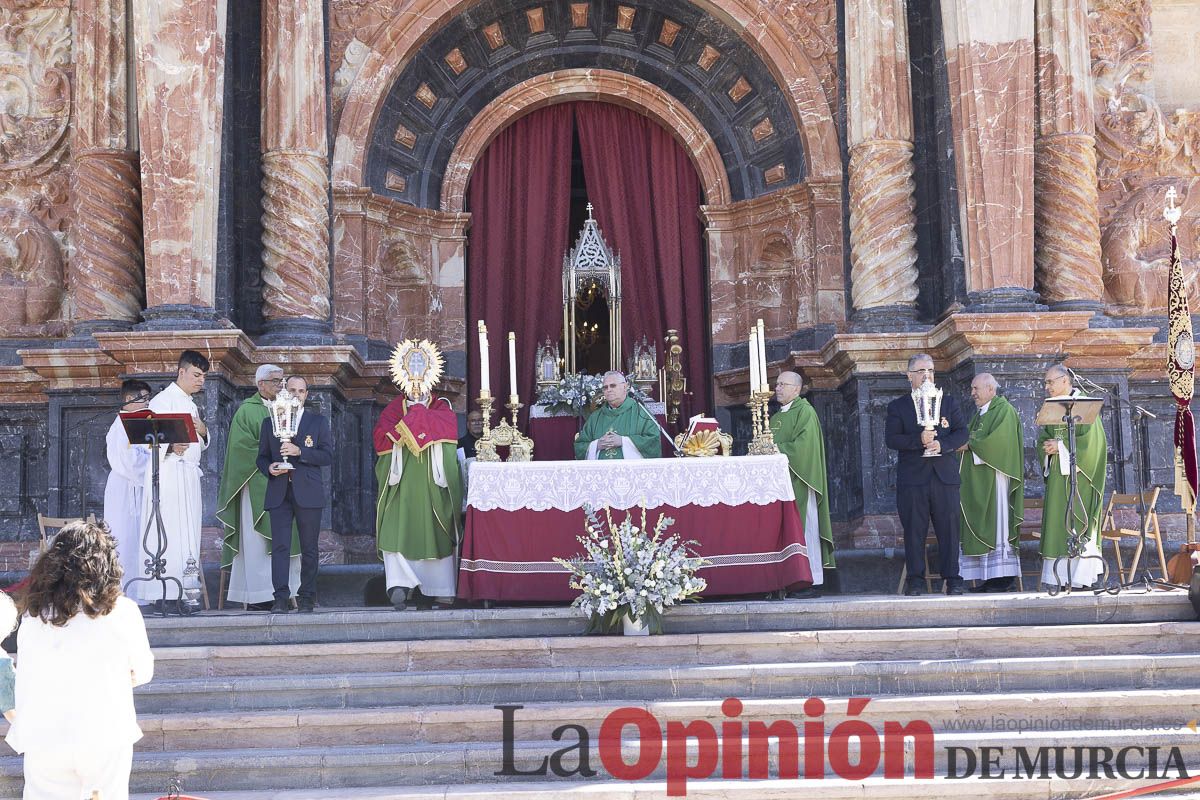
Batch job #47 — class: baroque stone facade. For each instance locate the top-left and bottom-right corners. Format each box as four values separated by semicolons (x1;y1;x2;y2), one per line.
0;0;1196;561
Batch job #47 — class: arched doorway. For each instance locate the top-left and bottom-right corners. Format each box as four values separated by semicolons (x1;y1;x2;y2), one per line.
464;101;710;419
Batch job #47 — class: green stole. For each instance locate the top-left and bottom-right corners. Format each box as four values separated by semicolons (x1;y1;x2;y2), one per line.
1037;405;1107;557
573;397;661;460
216;394;298;569
958;395;1025;556
769;398;836;568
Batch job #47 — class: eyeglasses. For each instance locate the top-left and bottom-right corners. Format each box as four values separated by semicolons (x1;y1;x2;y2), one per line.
601;383;623;389
123;394;150;405
907;368;934;375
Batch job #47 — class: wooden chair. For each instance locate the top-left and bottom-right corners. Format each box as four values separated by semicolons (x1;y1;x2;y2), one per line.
36;513;97;554
1101;487;1167;583
1016;497;1043;592
896;532;942;594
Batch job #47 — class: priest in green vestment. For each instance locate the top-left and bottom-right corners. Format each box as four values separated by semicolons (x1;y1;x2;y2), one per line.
574;371;660;460
1038;364;1108;588
958;373;1024;592
769;371;835;592
216;364;299;606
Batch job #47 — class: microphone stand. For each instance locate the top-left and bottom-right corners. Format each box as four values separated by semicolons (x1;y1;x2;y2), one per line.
122;416;187;616
635;397;683;457
1047;394;1110;596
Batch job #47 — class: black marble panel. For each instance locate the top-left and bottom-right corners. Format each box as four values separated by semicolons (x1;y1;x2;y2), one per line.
0;405;47;540
216;0;266;335
365;0;806;207
46;389;124;521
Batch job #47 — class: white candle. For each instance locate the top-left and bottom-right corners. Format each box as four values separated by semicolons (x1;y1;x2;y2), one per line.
749;328;761;397
478;320;490;396
756;318;768;393
508;332;518;403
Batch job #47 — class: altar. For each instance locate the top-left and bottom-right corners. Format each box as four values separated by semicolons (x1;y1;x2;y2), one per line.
458;454;811;602
528;401;674;460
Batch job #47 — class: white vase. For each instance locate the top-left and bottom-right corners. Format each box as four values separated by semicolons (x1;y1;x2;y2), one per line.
622;613;649;636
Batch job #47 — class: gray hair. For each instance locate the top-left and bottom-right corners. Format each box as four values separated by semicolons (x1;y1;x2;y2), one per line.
974;372;999;391
1045;364;1070;380
907;353;934;371
602;370;628;385
255;364;283;383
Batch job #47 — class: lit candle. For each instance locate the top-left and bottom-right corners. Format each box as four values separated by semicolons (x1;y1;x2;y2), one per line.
478;320;490;396
749;328;761;398
756;318;768;393
508;331;518;403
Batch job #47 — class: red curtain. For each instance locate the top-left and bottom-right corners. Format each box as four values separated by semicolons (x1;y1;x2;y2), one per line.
574;102;709;414
466;101;709;419
466;104;574;412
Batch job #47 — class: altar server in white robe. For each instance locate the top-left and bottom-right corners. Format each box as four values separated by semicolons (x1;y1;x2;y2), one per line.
104;379;152;585
131;350;210;606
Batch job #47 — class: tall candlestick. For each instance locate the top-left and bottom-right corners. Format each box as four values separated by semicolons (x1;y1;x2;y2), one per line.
756;318;768;393
508;331;518;402
478;320;490;396
749;328;761;397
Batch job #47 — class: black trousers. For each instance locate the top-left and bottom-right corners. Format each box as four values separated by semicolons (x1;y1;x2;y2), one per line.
268;482;321;601
897;475;961;582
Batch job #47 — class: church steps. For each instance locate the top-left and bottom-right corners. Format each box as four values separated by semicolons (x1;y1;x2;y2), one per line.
126;779;1200;800
128;688;1200;752
4;728;1193;795
141;593;1195;647
148;621;1200;679
129;652;1198;715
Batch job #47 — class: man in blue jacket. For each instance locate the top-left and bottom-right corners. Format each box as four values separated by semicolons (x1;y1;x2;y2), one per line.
258;376;333;613
886;354;969;596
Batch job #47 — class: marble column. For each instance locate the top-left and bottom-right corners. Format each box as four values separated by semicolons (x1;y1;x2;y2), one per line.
941;0;1039;309
845;0;921;328
1033;0;1104;310
132;0;227;328
260;0;331;340
70;0;143;334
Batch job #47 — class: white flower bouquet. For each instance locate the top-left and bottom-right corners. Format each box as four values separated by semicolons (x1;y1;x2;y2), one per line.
536;373;651;416
554;505;707;634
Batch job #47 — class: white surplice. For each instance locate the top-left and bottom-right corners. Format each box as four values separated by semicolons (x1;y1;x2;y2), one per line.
103;415;150;586
130;382;207;602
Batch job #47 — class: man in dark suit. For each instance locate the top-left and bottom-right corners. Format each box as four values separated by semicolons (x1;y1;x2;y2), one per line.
886;353;969;596
257;376;333;613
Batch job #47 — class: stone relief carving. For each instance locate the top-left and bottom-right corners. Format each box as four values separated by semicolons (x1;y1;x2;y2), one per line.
1090;0;1200;313
0;205;64;333
760;0;838;111
378;232;436;341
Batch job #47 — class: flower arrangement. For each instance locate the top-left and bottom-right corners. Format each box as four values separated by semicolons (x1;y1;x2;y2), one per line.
536;373;652;417
554;505;707;634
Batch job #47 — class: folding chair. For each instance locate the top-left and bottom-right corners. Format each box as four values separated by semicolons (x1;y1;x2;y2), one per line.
1017;497;1043;591
36;513;97;554
1101;487;1167;583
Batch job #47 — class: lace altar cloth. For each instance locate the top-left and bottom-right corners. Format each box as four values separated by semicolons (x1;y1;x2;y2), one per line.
466;454;794;512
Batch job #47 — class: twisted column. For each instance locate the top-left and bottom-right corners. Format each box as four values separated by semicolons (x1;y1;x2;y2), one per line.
845;0;920;322
849;139;920;310
260;0;331;333
1034;133;1103;305
261;151;331;319
70;149;144;323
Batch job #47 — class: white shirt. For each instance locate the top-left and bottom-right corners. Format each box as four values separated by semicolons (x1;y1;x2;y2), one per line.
7;596;154;753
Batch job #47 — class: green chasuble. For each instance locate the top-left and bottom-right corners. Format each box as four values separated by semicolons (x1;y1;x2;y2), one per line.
769;398;836;568
1037;408;1107;558
216;394;298;569
573;397;660;460
374;399;463;560
958;395;1025;556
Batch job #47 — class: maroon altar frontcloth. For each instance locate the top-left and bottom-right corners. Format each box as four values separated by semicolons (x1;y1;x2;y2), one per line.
458;455;811;602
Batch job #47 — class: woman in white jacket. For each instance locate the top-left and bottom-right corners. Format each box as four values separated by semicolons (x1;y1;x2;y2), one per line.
8;520;154;800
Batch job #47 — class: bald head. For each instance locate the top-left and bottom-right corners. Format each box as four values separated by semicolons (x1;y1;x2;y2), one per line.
970;373;999;408
774;370;804;405
1044;364;1073;397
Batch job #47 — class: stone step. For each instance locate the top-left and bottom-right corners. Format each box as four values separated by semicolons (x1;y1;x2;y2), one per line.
3;728;1191;794
148;621;1200;679
127;781;1200;800
141;593;1196;647
129;652;1198;714
127;689;1200;752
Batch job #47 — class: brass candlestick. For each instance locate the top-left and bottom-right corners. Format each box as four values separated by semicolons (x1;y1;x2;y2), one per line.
475;393;500;462
747;390;779;455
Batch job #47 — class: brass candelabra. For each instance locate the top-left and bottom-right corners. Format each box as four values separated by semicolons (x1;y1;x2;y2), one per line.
747;389;779;455
473;392;534;463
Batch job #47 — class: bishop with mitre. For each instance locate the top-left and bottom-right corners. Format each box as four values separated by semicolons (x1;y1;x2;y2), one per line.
573;371;659;460
374;340;464;610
